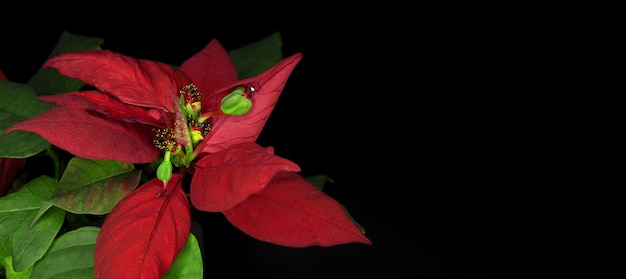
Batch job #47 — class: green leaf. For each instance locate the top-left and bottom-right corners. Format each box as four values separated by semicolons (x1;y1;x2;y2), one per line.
342;205;367;235
0;80;54;158
45;157;141;215
229;31;283;79
44;31;105;61
1;256;33;279
163;233;204;279
29;202;55;230
0;176;65;272
28;31;105;96
30;226;99;279
306;174;334;191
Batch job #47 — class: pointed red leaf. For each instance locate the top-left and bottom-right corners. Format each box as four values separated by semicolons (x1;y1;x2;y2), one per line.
43;50;191;111
7;107;159;163
190;142;300;212
179;39;238;106
0;69;6;79
0;157;26;196
200;53;303;153
223;171;372;247
94;175;191;279
38;91;165;126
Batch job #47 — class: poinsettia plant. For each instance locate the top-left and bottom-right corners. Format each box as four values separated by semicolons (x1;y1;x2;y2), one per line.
0;31;370;278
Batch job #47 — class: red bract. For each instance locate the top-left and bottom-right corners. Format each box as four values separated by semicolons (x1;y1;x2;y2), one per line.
94;174;190;278
224;171;372;247
6;38;370;277
190;142;301;212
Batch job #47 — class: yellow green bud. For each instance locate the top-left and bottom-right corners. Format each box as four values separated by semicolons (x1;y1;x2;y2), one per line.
157;151;173;183
220;86;252;115
190;129;204;144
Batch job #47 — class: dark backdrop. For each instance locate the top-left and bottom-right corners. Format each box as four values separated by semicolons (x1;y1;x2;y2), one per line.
1;1;622;278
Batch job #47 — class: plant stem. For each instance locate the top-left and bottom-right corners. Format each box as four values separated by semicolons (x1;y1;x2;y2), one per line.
45;146;61;181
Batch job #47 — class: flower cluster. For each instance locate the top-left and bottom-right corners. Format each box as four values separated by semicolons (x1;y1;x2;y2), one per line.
0;31;369;278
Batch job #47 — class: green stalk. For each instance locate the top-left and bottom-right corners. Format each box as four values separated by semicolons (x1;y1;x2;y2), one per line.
45;146;61;181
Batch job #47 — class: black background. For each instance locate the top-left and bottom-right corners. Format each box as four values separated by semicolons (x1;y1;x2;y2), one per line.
1;1;622;278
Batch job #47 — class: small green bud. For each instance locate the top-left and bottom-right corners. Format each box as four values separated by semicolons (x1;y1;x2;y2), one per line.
220;86;252;115
156;160;172;183
157;150;172;183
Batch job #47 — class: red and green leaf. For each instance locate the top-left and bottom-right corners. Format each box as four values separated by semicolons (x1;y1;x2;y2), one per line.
94;174;191;278
223;171;372;247
46;157;141;215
